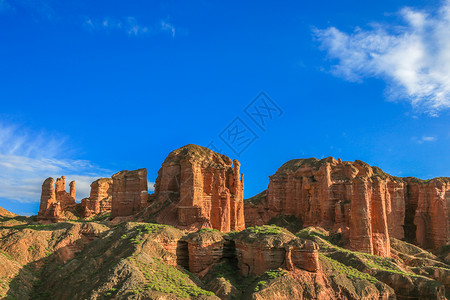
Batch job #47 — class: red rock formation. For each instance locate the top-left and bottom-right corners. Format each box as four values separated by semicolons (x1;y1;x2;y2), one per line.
245;157;450;255
185;230;225;275
81;178;113;218
38;176;77;222
405;177;450;250
111;169;149;218
244;158;394;256
289;239;320;272
38;177;56;219
234;227;319;276
149;144;245;232
55;176;76;209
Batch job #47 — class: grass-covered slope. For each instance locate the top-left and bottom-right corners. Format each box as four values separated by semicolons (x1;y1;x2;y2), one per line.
0;212;449;299
297;227;449;299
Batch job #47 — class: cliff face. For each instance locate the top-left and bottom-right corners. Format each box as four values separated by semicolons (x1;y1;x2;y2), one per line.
404;177;450;250
111;168;149;218
38;176;77;222
185;230;226;275
234;226;319;276
245;157;450;254
149;144;245;232
81;178;113;218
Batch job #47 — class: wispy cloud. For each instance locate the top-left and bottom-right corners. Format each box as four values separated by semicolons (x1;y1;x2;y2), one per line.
84;16;175;38
315;1;450;115
160;20;175;37
412;136;438;144
0;122;111;204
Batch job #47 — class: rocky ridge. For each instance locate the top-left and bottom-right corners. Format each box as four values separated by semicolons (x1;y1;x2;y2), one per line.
245;157;450;255
14;144;450;299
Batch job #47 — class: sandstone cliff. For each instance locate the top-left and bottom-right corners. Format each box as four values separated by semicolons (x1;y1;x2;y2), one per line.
111;168;149;218
81;178;113;218
234;225;319;276
245;157;450;255
38;176;77;222
147;144;245;232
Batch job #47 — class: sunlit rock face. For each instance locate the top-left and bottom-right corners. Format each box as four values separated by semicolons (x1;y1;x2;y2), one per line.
111;168;149;218
149;144;245;232
233;227;319;276
81;178;113;218
38;176;77;222
245;157;450;255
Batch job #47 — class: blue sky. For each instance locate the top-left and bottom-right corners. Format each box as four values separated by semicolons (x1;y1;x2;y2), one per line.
0;0;449;215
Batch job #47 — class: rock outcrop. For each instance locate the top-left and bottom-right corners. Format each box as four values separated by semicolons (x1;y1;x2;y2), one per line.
234;225;319;276
245;157;450;255
111;169;149;218
81;178;113;218
38;176;77;222
148;144;245;232
404;177;450;250
185;230;226;275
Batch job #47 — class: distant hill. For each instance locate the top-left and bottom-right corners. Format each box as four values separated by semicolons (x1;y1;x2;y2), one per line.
0;207;17;218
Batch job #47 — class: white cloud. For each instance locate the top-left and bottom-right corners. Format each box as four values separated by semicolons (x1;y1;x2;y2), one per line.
160;20;175;37
412;136;438;143
315;1;450;115
0;122;111;204
83;16;175;38
148;182;155;192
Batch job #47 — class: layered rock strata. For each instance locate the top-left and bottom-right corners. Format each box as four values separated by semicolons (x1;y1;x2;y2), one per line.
81;178;113;218
234;226;319;276
38;176;77;222
149;144;245;232
185;230;226;275
245;157;450;254
111;168;149;218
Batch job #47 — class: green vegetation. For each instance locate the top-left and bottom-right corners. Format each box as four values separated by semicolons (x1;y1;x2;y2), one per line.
245;225;282;235
297;228;330;241
264;269;287;279
210;264;287;295
276;157;332;174
0;216;29;223
89;213;111;222
360;253;413;275
0;250;12;261
296;227;343;245
198;228;219;233
299;227;420;279
1;223;62;231
133;257;214;298
129;224;167;244
210;263;254;291
211;263;235;279
254;280;267;292
104;287;117;298
320;254;378;283
268;215;303;234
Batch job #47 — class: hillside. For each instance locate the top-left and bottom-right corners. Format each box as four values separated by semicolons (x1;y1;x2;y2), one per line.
0;213;449;299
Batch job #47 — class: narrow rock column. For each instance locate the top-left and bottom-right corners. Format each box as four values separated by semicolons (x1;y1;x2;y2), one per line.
38;177;56;217
370;178;391;257
350;177;373;254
